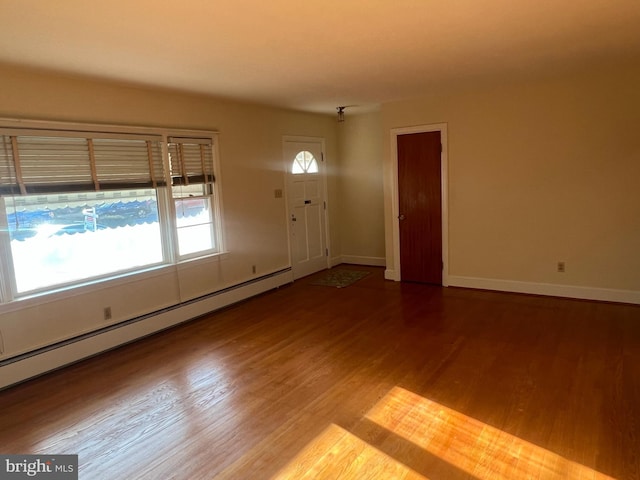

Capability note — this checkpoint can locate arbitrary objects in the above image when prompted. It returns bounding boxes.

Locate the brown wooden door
[397,131,442,284]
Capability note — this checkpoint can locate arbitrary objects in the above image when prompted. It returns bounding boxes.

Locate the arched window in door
[291,150,319,174]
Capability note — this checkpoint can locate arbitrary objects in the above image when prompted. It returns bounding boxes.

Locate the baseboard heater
[0,268,292,390]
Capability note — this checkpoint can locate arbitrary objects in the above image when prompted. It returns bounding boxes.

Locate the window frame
[1,188,168,297]
[166,136,222,262]
[173,189,216,260]
[0,118,225,304]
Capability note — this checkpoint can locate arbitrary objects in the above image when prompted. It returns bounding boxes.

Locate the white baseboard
[329,256,342,268]
[339,255,386,267]
[0,269,293,390]
[448,275,640,305]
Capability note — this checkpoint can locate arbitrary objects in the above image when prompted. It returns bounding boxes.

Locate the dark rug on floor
[310,269,370,288]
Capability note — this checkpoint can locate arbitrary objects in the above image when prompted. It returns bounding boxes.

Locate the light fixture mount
[337,106,345,122]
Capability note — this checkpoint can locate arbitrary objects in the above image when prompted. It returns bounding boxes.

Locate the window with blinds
[168,137,218,258]
[0,130,165,195]
[167,137,215,186]
[0,123,222,301]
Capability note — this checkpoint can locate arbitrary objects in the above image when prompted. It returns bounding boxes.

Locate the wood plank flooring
[0,266,639,479]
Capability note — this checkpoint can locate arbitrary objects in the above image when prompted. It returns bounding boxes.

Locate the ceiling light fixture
[337,106,345,122]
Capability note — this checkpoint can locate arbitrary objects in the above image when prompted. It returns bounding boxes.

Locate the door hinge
[323,201,326,210]
[440,143,443,153]
[326,248,329,256]
[321,152,324,162]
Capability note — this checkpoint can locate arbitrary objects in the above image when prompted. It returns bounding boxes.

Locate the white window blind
[0,129,165,194]
[168,137,215,186]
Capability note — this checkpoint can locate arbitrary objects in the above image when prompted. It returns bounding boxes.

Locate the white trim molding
[0,116,218,137]
[339,255,386,267]
[384,269,399,281]
[389,123,449,285]
[449,275,640,305]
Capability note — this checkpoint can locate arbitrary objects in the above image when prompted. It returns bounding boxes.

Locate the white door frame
[389,124,449,285]
[282,136,330,278]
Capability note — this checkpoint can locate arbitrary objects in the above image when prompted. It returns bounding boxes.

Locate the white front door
[284,139,328,280]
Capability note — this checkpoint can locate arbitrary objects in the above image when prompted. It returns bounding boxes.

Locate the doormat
[310,269,370,288]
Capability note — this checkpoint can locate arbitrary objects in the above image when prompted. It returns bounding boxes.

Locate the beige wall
[4,55,637,369]
[337,110,385,265]
[0,64,341,359]
[382,63,640,299]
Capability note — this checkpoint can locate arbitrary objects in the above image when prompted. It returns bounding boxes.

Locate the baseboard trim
[0,269,293,390]
[339,255,386,267]
[329,256,342,268]
[448,275,640,305]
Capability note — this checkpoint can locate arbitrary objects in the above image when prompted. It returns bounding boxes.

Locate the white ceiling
[1,0,639,113]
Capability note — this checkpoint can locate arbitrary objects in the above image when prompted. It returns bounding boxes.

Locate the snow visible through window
[5,190,163,293]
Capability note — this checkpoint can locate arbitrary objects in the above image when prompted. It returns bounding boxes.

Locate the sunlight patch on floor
[366,386,614,480]
[271,423,428,480]
[269,386,614,479]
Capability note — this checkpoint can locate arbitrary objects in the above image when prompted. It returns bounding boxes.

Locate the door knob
[398,214,406,220]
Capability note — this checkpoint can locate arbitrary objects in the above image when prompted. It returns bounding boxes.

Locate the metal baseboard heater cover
[0,268,292,389]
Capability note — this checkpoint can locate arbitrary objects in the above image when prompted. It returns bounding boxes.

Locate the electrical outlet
[274,189,283,198]
[557,261,565,273]
[104,306,112,320]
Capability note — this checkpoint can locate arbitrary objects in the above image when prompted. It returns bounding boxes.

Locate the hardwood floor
[1,266,639,479]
